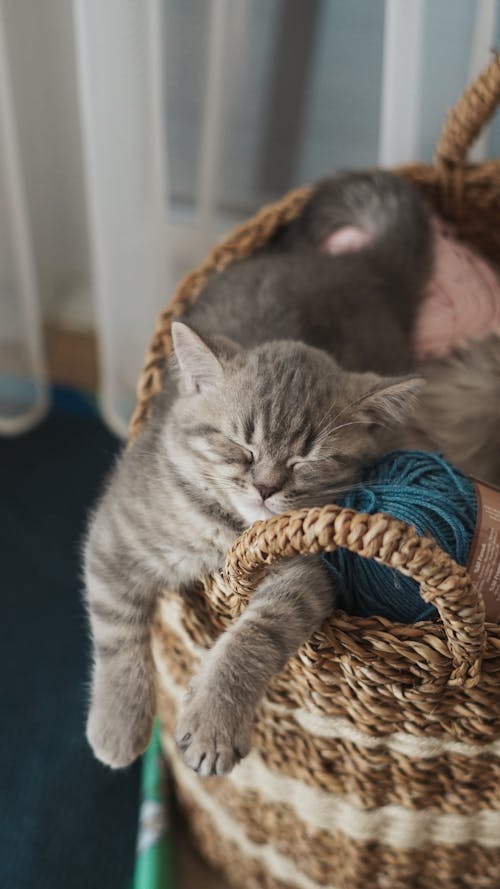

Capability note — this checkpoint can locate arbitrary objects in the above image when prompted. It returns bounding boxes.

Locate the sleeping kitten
[84,171,432,775]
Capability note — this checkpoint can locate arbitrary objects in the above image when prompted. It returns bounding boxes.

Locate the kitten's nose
[255,484,278,501]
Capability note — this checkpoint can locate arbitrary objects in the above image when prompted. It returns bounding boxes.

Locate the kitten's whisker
[312,420,369,449]
[317,421,369,444]
[326,389,376,428]
[330,420,369,434]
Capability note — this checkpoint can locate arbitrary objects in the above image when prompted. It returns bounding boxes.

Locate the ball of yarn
[413,218,500,360]
[322,451,477,623]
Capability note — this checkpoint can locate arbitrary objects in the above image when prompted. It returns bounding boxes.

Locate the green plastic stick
[131,721,175,889]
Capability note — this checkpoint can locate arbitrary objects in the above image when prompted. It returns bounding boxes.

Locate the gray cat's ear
[357,375,424,426]
[171,322,223,394]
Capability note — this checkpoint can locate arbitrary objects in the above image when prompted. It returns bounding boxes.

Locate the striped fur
[84,171,434,771]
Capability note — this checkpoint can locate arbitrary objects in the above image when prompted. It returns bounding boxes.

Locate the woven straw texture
[135,57,500,889]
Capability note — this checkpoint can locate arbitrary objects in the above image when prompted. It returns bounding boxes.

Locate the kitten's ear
[171,322,223,394]
[357,375,424,426]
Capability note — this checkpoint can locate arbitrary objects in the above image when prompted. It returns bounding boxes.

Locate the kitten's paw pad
[175,696,252,777]
[87,709,152,769]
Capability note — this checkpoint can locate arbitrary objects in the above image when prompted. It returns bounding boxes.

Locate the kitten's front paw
[87,704,153,769]
[175,688,252,777]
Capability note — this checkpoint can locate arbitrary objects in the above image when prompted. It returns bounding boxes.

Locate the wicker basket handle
[435,52,500,170]
[223,505,486,688]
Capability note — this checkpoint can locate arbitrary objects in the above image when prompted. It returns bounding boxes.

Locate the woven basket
[132,58,500,889]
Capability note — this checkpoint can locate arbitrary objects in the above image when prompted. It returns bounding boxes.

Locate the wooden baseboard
[45,326,97,391]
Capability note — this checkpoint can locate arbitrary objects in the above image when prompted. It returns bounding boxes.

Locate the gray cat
[410,331,500,486]
[84,171,434,776]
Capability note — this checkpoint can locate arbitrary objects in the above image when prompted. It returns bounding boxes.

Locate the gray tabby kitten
[85,171,432,776]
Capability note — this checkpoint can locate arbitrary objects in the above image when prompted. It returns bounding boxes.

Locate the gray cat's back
[182,252,411,375]
[180,171,433,376]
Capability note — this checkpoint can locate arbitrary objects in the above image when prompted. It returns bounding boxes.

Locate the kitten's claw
[175,691,252,777]
[194,752,206,773]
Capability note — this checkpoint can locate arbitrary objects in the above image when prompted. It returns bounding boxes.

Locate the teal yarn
[322,451,477,623]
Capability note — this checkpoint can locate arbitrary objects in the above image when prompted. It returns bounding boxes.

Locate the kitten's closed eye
[288,454,351,470]
[208,432,254,465]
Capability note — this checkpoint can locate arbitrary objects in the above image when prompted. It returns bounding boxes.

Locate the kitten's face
[168,324,420,527]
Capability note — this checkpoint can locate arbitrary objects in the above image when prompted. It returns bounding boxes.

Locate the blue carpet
[0,391,140,889]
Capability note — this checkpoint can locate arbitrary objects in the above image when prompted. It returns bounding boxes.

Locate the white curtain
[0,0,498,437]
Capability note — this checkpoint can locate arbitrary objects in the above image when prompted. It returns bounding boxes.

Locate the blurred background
[1,0,499,437]
[0,3,499,889]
